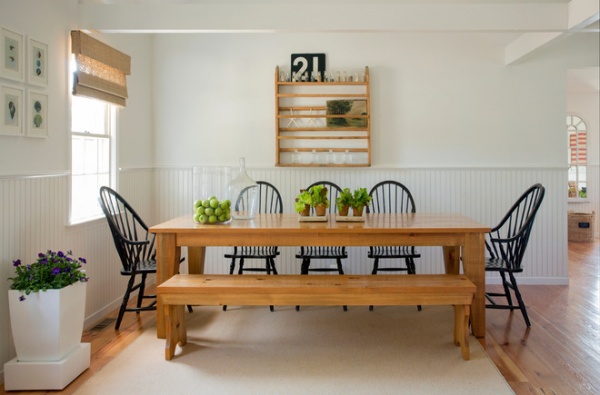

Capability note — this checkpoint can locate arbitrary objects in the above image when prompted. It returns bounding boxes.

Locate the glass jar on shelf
[227,157,258,220]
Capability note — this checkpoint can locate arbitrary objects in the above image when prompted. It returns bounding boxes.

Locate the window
[70,95,115,223]
[567,115,587,199]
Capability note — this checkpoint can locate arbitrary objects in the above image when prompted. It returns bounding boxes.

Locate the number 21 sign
[291,53,325,79]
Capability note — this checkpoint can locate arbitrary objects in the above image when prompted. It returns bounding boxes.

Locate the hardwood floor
[2,240,598,394]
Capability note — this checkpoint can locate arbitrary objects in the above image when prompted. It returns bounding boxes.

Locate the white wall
[152,32,572,169]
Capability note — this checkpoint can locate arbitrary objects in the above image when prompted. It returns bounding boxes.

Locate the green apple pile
[193,196,232,224]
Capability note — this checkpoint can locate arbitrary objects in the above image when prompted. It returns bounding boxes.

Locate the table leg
[443,246,460,274]
[156,233,180,339]
[462,232,485,338]
[188,246,206,274]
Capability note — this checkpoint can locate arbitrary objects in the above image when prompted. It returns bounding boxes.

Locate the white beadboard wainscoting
[145,166,574,285]
[0,166,585,353]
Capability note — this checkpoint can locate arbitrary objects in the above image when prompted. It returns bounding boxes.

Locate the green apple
[199,214,208,224]
[215,207,223,216]
[202,199,210,208]
[204,207,214,216]
[208,215,217,224]
[194,199,203,209]
[196,206,205,215]
[210,198,219,208]
[193,213,201,223]
[218,214,228,222]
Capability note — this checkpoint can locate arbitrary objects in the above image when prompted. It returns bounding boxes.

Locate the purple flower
[38,252,45,258]
[13,259,21,267]
[57,251,65,258]
[39,258,48,265]
[79,257,87,264]
[19,295,26,302]
[51,267,61,275]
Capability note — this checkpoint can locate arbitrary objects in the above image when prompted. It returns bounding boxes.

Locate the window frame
[567,114,588,201]
[69,96,117,225]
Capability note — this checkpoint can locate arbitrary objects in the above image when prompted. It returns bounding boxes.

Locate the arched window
[567,115,587,199]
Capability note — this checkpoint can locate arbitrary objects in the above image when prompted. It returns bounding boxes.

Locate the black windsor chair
[366,180,422,311]
[295,181,348,311]
[223,181,283,312]
[485,183,545,327]
[98,186,190,330]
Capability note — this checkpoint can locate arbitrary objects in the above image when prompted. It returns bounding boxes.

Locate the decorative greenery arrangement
[309,185,329,208]
[351,187,372,208]
[9,250,89,301]
[336,188,353,214]
[295,189,312,214]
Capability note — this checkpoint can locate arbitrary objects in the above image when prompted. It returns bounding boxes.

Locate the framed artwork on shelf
[28,38,48,86]
[326,100,368,128]
[0,27,24,82]
[0,85,24,136]
[27,91,47,138]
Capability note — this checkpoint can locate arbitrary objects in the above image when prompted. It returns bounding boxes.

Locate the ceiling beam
[504,0,599,65]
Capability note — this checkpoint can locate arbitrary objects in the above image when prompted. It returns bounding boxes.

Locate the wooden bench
[157,274,476,361]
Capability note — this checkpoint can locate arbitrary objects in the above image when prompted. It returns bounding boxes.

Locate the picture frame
[27,91,48,138]
[326,100,368,128]
[0,27,24,82]
[28,38,48,86]
[0,85,24,136]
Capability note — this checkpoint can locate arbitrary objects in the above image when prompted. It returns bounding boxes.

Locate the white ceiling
[77,0,598,92]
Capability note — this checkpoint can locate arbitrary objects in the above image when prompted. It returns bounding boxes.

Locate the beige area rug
[76,305,514,395]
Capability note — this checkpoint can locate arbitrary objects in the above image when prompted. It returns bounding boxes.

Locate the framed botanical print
[0,27,24,82]
[27,91,48,138]
[28,38,48,86]
[0,85,24,136]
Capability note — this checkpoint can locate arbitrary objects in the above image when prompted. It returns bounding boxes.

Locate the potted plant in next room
[309,184,329,216]
[6,249,90,390]
[351,187,372,217]
[295,189,312,216]
[336,188,353,216]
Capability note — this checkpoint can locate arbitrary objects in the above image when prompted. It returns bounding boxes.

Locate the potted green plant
[295,189,312,216]
[309,185,329,216]
[8,250,89,363]
[336,188,353,216]
[351,187,372,217]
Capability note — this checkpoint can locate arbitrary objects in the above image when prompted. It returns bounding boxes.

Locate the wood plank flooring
[2,240,598,394]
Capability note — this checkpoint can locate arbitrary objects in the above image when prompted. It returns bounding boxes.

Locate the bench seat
[158,274,476,361]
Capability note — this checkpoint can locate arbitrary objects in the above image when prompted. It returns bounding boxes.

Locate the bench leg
[453,304,471,360]
[165,304,187,360]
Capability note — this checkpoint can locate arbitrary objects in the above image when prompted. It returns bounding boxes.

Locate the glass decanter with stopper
[228,157,258,219]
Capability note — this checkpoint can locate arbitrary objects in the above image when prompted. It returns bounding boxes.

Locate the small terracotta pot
[338,205,350,216]
[299,205,310,216]
[352,205,364,217]
[315,204,327,216]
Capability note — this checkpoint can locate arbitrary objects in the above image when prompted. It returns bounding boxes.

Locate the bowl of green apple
[193,196,232,224]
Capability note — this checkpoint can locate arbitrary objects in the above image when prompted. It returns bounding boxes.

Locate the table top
[150,213,489,247]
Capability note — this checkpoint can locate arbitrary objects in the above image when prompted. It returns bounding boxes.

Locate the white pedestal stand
[4,343,90,391]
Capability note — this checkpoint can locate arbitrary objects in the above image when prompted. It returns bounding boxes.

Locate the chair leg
[228,258,236,275]
[371,258,379,275]
[500,271,514,306]
[370,259,379,311]
[336,258,347,311]
[508,271,531,327]
[115,275,136,330]
[237,258,245,274]
[224,258,238,311]
[136,273,147,310]
[297,259,310,311]
[407,258,422,311]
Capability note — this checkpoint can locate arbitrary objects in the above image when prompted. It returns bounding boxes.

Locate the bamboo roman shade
[71,30,131,107]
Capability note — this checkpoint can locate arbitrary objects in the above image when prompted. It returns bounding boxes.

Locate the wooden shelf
[275,66,371,167]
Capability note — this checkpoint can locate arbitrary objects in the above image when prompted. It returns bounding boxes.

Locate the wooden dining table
[150,213,490,339]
